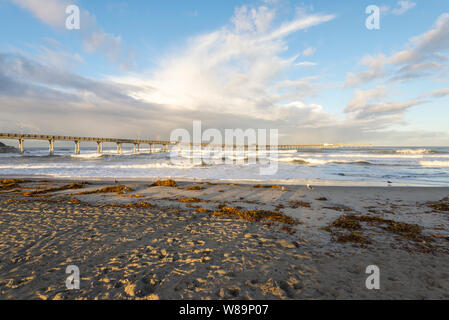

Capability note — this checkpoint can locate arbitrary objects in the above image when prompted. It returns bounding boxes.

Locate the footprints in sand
[1,180,449,299]
[0,195,319,299]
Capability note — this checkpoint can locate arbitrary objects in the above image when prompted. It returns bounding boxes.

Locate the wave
[278,157,376,166]
[419,161,449,167]
[359,149,439,155]
[283,153,449,159]
[69,152,161,159]
[396,149,437,155]
[105,162,205,169]
[289,159,309,165]
[70,153,105,159]
[0,161,203,170]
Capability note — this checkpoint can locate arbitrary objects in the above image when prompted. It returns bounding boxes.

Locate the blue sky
[0,0,448,145]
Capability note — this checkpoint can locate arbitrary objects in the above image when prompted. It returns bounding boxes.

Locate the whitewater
[1,146,449,186]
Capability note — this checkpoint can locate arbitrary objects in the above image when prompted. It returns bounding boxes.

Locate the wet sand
[1,178,449,299]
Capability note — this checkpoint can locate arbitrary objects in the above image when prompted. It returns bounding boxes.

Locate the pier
[1,133,370,155]
[0,133,175,155]
[178,143,370,150]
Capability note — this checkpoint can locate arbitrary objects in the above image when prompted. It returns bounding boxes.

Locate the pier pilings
[74,141,80,155]
[49,139,55,155]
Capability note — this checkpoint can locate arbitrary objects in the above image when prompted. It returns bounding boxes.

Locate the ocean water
[1,146,449,186]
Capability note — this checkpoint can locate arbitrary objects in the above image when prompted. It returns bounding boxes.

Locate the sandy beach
[0,178,448,300]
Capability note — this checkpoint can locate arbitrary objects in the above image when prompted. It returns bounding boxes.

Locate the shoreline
[1,178,448,299]
[1,174,447,187]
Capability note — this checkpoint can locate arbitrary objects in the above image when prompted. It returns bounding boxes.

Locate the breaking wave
[279,157,376,166]
[419,161,449,167]
[395,149,437,155]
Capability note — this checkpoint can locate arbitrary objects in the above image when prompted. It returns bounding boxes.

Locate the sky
[0,0,448,145]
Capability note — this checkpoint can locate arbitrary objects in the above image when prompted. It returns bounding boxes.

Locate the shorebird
[114,178,118,184]
[306,184,313,191]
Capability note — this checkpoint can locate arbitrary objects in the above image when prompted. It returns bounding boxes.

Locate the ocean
[1,146,449,186]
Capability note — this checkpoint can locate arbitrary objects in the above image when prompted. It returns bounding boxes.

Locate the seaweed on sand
[324,214,434,244]
[1,179,26,191]
[289,201,311,208]
[328,215,362,231]
[335,232,372,245]
[122,202,153,208]
[427,197,449,212]
[322,206,353,212]
[281,226,296,235]
[74,185,133,195]
[212,205,298,226]
[23,182,87,197]
[253,184,282,189]
[186,186,204,191]
[1,179,25,184]
[101,201,152,208]
[127,194,145,198]
[151,179,177,187]
[178,197,202,203]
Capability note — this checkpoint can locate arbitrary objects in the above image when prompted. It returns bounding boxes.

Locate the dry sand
[0,178,448,300]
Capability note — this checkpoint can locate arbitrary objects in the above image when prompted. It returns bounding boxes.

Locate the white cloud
[345,54,388,87]
[113,6,334,122]
[83,31,122,61]
[381,1,416,16]
[346,86,388,112]
[262,13,335,41]
[231,6,275,34]
[11,0,69,27]
[427,87,449,98]
[4,3,448,144]
[345,13,449,86]
[392,1,416,15]
[11,0,130,67]
[302,47,316,57]
[0,50,445,145]
[344,86,426,120]
[393,61,448,81]
[294,61,316,67]
[410,13,449,55]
